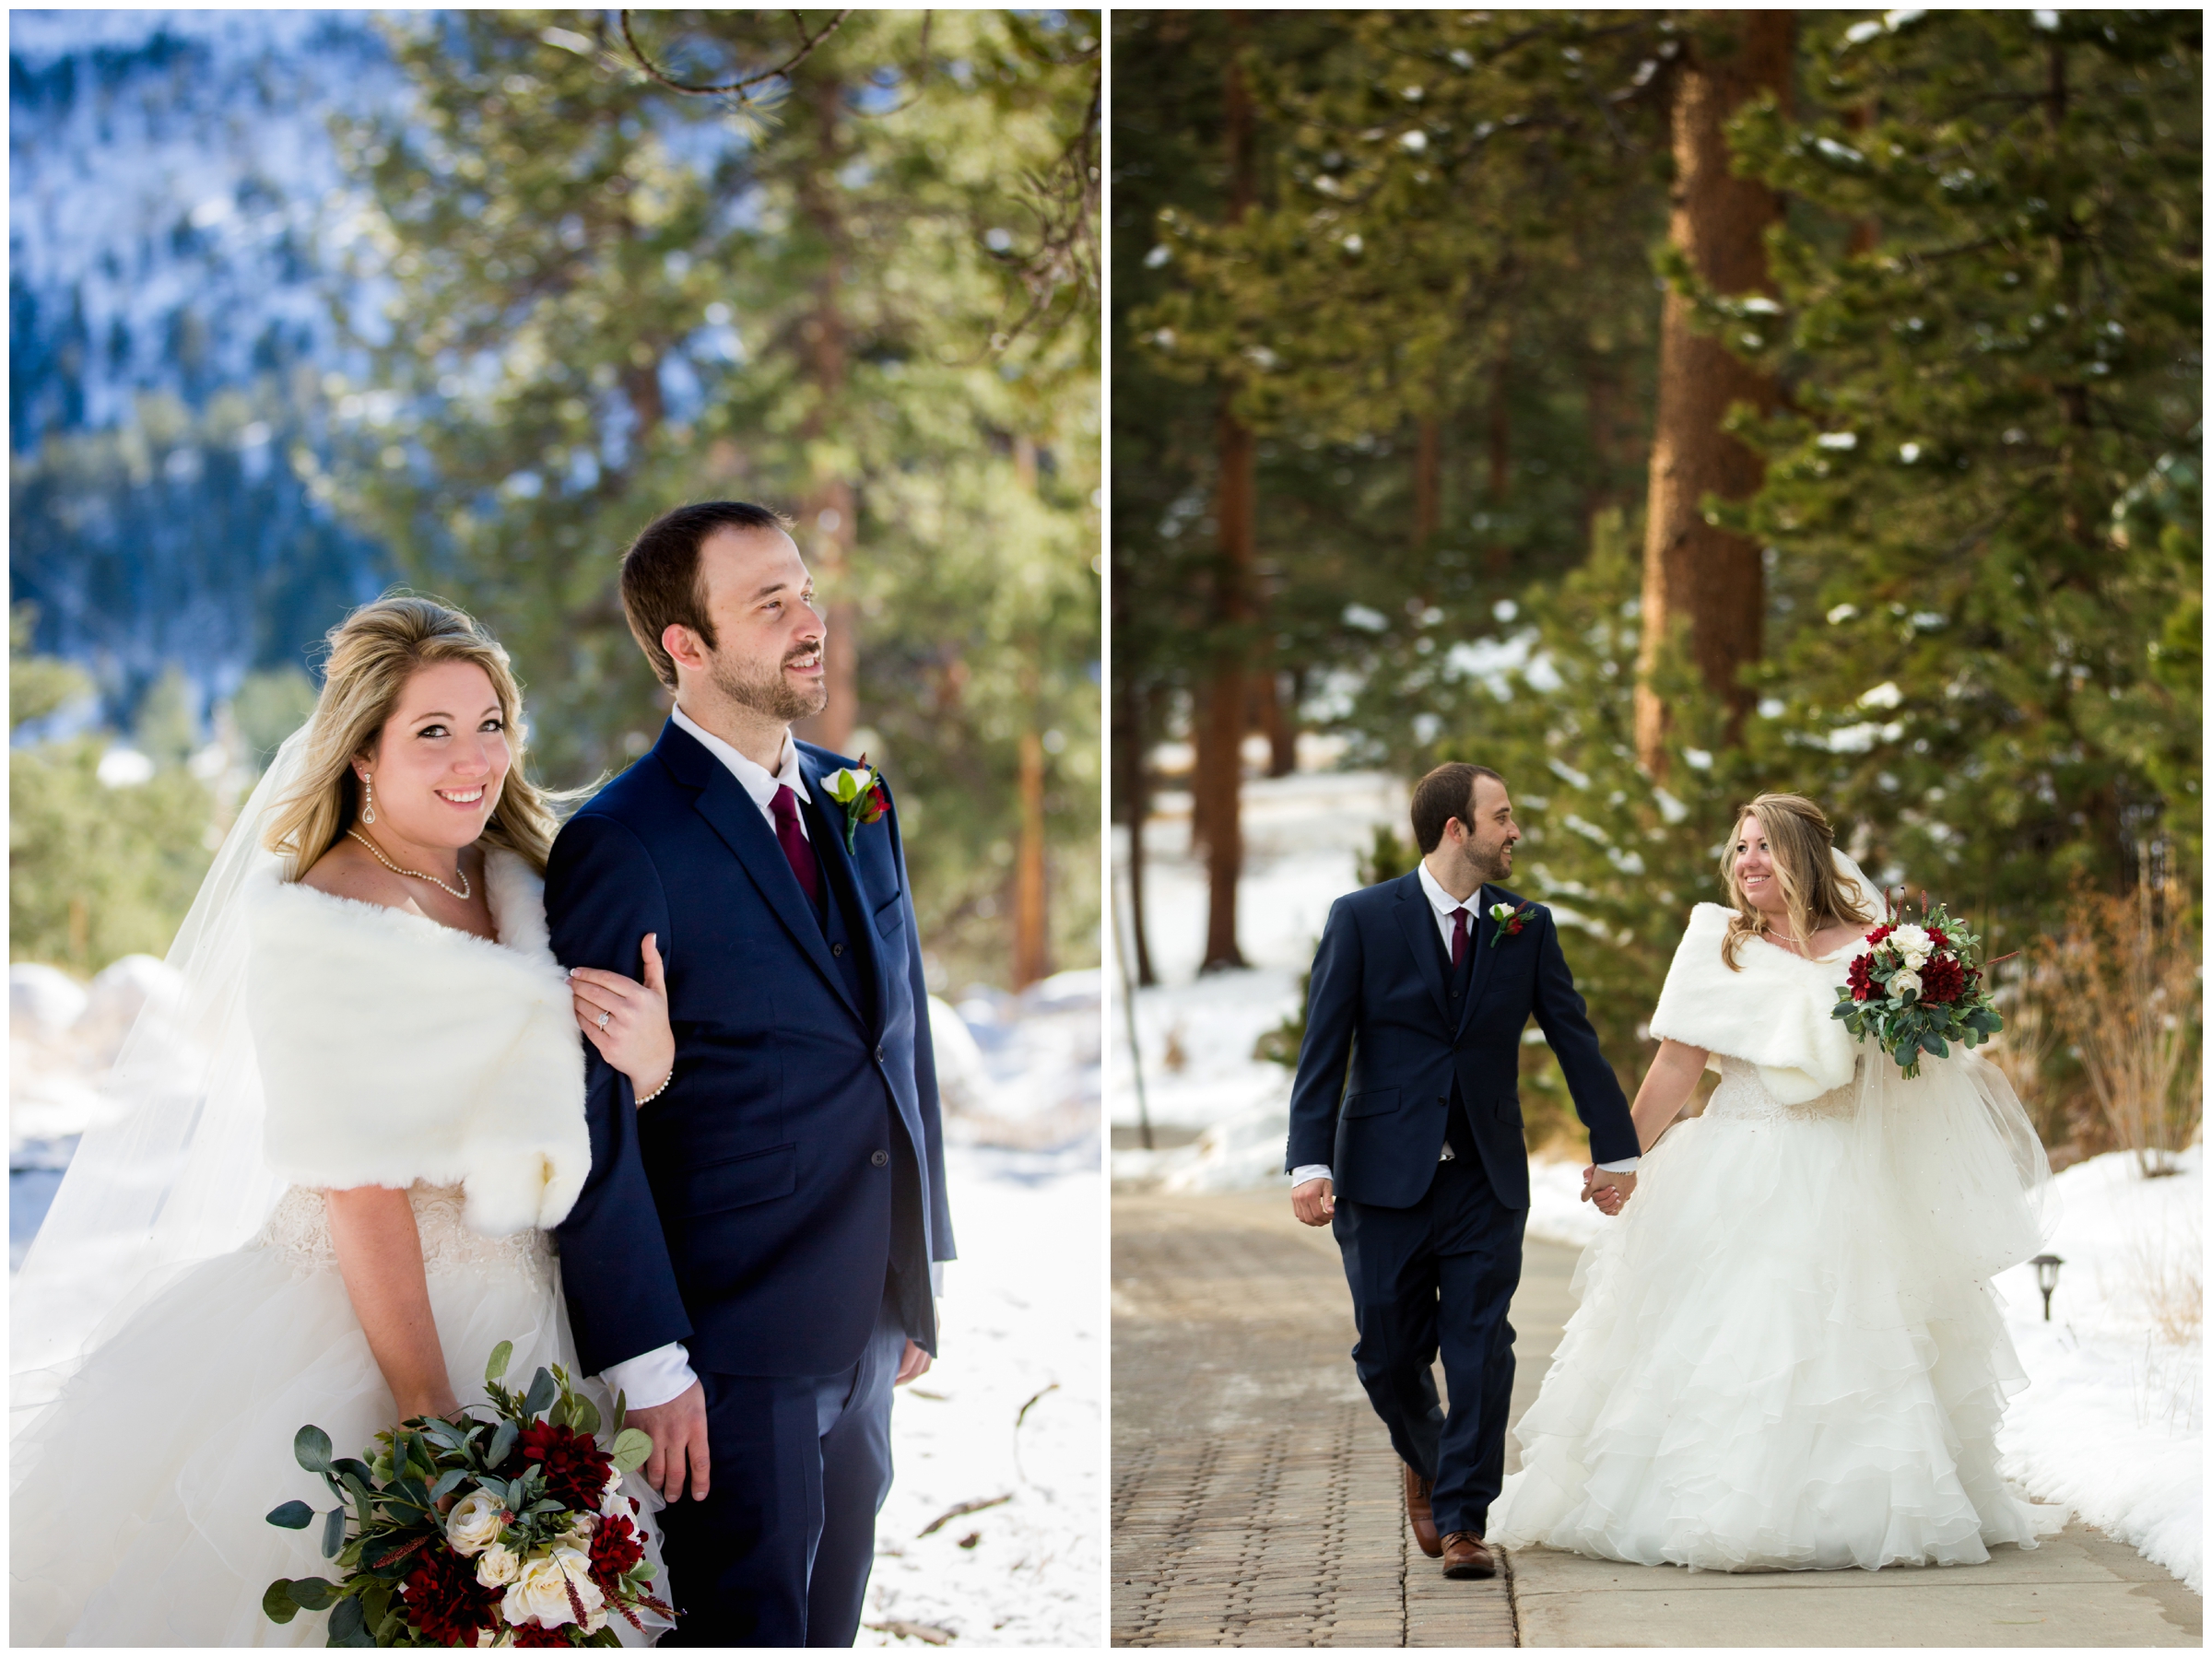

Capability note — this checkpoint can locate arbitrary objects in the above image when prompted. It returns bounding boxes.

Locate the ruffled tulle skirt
[10,1184,660,1646]
[1490,1059,2062,1572]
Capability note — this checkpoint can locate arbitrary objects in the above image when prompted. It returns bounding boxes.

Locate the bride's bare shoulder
[296,839,420,915]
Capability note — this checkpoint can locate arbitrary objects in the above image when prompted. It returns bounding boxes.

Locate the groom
[548,500,953,1645]
[1285,763,1638,1580]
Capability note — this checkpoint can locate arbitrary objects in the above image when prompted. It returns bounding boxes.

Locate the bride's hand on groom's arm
[570,934,676,1102]
[629,1380,712,1503]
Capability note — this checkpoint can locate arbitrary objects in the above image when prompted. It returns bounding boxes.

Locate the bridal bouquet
[263,1342,665,1646]
[1831,897,2004,1078]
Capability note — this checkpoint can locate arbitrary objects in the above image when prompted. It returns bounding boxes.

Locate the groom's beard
[710,646,830,723]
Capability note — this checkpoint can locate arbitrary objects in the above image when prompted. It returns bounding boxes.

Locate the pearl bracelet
[635,1067,674,1104]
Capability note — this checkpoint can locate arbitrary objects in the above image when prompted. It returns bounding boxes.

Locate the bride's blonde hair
[1719,793,1874,970]
[260,593,561,878]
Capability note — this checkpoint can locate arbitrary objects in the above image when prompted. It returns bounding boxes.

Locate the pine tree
[1724,9,2201,926]
[328,11,1100,988]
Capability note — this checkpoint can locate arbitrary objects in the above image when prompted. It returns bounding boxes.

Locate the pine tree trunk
[1197,403,1253,972]
[1013,722,1049,989]
[794,71,858,758]
[1485,341,1512,576]
[1011,435,1049,990]
[1257,667,1297,777]
[1413,415,1441,547]
[1115,674,1158,988]
[1196,26,1255,973]
[1634,12,1794,775]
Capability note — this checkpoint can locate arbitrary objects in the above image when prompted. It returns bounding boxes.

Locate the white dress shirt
[1290,859,1640,1191]
[600,707,933,1411]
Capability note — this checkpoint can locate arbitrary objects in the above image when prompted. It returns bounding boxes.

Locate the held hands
[570,934,675,1103]
[1291,1177,1335,1227]
[1581,1166,1636,1216]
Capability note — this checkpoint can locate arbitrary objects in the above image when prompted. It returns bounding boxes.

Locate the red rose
[398,1540,500,1646]
[1865,923,1895,946]
[589,1513,646,1587]
[1928,927,1949,949]
[515,1421,616,1514]
[1918,954,1967,1005]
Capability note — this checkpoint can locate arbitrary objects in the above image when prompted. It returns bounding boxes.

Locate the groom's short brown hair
[619,500,794,688]
[1410,762,1506,853]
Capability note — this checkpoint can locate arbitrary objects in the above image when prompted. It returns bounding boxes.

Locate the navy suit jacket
[1283,872,1638,1211]
[548,720,953,1381]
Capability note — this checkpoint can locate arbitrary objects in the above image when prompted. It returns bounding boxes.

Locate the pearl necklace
[347,828,472,901]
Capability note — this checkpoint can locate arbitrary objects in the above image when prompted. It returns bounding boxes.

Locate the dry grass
[2124,1209,2205,1348]
[2039,890,2203,1178]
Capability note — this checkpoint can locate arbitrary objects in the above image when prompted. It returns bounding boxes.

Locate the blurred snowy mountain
[9,9,402,723]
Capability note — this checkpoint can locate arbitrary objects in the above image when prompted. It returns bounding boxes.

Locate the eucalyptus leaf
[429,1467,468,1504]
[294,1425,334,1475]
[263,1581,301,1625]
[321,1505,347,1559]
[524,1367,559,1418]
[266,1500,316,1530]
[571,1392,602,1437]
[612,1389,627,1438]
[488,1419,520,1470]
[486,1339,515,1384]
[288,1577,340,1612]
[328,1592,372,1646]
[609,1427,653,1475]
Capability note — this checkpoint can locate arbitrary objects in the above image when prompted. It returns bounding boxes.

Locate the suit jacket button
[832,942,844,956]
[870,1149,889,1168]
[875,1043,886,1064]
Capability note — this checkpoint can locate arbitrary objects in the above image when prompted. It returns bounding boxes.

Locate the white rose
[475,1543,520,1589]
[564,1510,596,1546]
[501,1545,606,1631]
[1891,969,1923,1000]
[1889,923,1932,958]
[444,1487,505,1557]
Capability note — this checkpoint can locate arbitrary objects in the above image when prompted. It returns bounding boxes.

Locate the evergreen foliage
[1117,15,2197,1140]
[10,608,220,970]
[324,11,1100,988]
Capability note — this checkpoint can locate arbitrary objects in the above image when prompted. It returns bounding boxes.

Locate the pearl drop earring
[360,772,377,825]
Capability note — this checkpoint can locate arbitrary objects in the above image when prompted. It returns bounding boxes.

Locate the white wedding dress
[10,735,659,1646]
[1490,883,2062,1572]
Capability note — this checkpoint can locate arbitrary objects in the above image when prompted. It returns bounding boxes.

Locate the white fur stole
[1647,903,1861,1105]
[245,849,587,1235]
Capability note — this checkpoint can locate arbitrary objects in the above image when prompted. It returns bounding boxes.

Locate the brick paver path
[1111,1185,2201,1649]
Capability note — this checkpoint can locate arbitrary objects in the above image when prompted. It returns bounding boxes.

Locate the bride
[11,595,674,1644]
[1490,793,2060,1572]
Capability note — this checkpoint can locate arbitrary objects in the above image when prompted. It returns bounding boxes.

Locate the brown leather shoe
[1403,1463,1442,1557]
[1441,1532,1496,1580]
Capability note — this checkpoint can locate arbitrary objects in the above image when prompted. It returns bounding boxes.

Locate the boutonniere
[823,756,890,852]
[1487,899,1535,948]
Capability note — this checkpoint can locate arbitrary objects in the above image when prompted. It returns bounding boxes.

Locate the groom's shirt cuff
[1290,1164,1332,1187]
[1595,1157,1641,1172]
[601,1341,698,1411]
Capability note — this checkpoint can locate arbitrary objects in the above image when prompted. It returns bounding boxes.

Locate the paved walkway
[1111,1187,2201,1648]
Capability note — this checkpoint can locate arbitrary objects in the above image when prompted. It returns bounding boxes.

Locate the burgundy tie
[1451,906,1470,970]
[771,785,821,905]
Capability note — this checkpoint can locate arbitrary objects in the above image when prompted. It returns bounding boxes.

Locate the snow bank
[1993,1145,2203,1592]
[1117,765,2202,1592]
[11,964,1103,1641]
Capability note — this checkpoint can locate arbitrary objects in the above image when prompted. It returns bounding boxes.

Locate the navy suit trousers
[1332,1093,1525,1539]
[655,1293,908,1647]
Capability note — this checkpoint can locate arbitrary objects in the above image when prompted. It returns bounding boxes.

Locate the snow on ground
[12,962,1103,1645]
[1112,765,2203,1591]
[1992,1145,2203,1592]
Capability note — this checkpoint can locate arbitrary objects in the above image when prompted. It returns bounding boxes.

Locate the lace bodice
[251,1182,555,1284]
[1703,1054,1859,1126]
